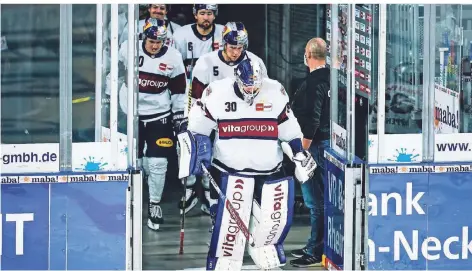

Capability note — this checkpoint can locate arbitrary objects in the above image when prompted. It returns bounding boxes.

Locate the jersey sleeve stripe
[277,105,289,125]
[169,73,186,95]
[191,77,207,99]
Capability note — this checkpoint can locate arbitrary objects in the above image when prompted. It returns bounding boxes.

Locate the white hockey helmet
[234,58,263,105]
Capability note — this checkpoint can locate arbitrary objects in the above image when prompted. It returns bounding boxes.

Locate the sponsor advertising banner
[368,133,472,163]
[1,142,129,174]
[331,121,347,158]
[1,144,60,173]
[434,84,460,134]
[368,164,472,270]
[0,172,128,270]
[323,151,346,270]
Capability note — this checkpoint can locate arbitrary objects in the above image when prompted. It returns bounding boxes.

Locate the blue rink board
[323,148,346,270]
[368,163,472,270]
[0,172,128,270]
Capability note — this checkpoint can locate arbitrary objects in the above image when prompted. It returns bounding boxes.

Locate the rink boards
[322,146,472,270]
[0,171,128,270]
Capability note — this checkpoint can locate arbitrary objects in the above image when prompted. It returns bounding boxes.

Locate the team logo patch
[218,119,278,140]
[156,138,173,147]
[255,102,272,112]
[159,63,167,71]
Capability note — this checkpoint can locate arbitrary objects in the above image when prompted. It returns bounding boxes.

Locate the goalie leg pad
[206,173,255,271]
[248,176,295,270]
[177,131,212,179]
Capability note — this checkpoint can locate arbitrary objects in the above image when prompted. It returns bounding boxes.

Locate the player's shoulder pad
[173,24,191,37]
[166,45,183,58]
[170,21,182,28]
[246,51,262,61]
[263,78,289,102]
[201,77,232,103]
[214,24,225,33]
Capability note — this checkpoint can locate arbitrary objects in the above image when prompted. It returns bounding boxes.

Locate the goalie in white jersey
[116,18,187,230]
[173,4,224,78]
[179,21,268,215]
[177,58,317,270]
[138,4,181,48]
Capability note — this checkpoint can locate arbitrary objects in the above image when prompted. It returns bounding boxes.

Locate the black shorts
[138,116,175,159]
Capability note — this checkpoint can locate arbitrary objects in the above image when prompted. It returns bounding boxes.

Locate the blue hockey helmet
[234,58,263,105]
[222,22,248,51]
[143,18,167,41]
[193,4,218,16]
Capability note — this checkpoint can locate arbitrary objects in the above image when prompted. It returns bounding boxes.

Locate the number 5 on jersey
[225,102,237,112]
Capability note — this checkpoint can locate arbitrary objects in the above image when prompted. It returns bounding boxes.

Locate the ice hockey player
[173,4,224,78]
[189,21,268,105]
[177,58,317,270]
[178,21,268,216]
[138,4,181,47]
[114,18,187,230]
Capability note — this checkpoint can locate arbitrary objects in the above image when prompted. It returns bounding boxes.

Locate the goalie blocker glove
[177,130,212,179]
[288,138,317,183]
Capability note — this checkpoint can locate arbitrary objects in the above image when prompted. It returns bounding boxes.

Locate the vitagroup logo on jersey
[218,119,278,140]
[139,72,169,93]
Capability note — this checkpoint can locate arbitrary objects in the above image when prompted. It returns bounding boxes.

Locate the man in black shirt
[290,37,330,268]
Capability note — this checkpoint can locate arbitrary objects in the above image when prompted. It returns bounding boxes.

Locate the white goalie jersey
[190,50,268,101]
[188,77,302,176]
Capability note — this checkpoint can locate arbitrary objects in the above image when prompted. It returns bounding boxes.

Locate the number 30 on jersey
[225,102,237,112]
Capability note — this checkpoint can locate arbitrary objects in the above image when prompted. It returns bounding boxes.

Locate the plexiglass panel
[1,5,60,144]
[327,4,349,158]
[385,5,424,135]
[1,5,61,173]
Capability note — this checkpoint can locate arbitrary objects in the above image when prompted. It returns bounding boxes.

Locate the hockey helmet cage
[234,58,263,105]
[143,18,167,41]
[193,4,218,16]
[222,22,248,50]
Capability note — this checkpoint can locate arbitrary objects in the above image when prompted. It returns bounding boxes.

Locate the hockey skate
[147,201,164,230]
[178,186,198,214]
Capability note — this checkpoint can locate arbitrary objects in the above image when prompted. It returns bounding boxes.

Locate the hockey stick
[201,166,256,247]
[179,175,187,255]
[179,48,195,255]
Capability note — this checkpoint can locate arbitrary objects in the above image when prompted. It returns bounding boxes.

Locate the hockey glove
[173,111,188,135]
[177,131,212,179]
[293,151,317,183]
[286,138,317,183]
